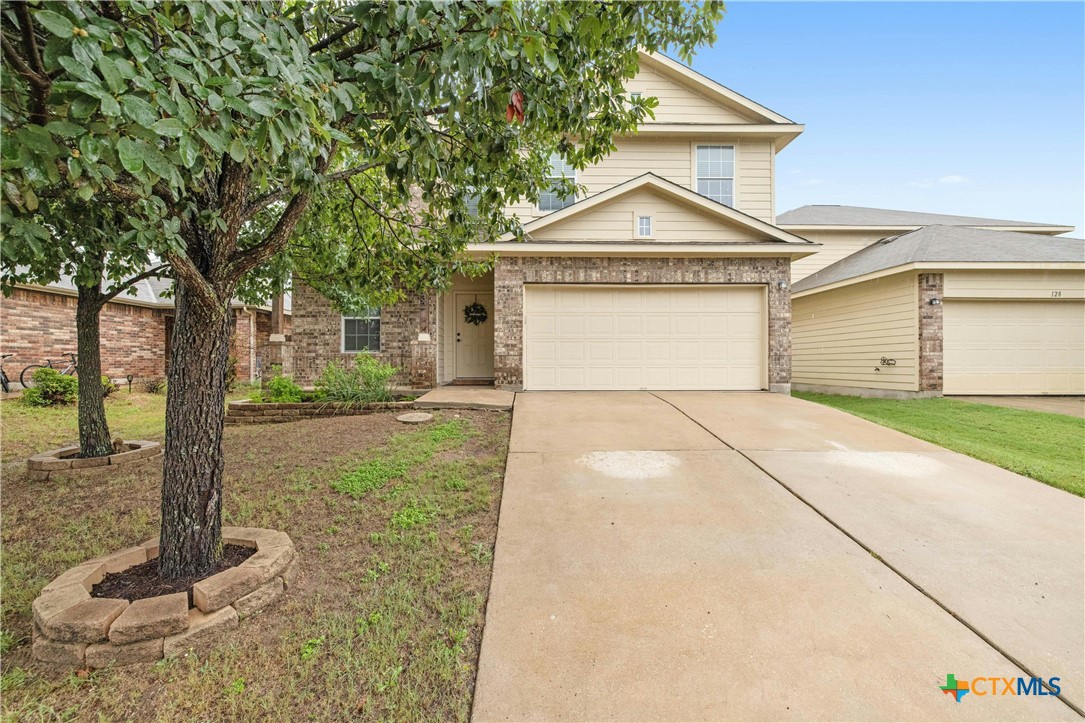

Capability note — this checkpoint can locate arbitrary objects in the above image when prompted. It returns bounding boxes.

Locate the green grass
[795,393,1085,497]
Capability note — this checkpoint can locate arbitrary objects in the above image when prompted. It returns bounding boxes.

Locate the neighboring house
[791,226,1084,397]
[292,51,1081,396]
[1,276,292,385]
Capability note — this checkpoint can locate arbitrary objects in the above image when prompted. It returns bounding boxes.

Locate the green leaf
[151,118,186,137]
[543,50,559,73]
[45,121,85,138]
[117,137,144,173]
[97,56,125,94]
[207,93,225,111]
[228,137,247,163]
[100,95,121,116]
[178,134,198,168]
[141,143,173,178]
[121,95,158,127]
[35,10,74,38]
[57,56,99,84]
[195,127,228,154]
[249,97,275,117]
[123,31,151,64]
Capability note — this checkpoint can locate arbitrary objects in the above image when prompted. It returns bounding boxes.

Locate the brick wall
[290,282,435,387]
[917,272,944,393]
[1,287,168,381]
[493,256,793,391]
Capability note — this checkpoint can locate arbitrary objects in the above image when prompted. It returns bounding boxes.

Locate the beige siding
[626,63,757,125]
[530,189,769,243]
[792,272,919,391]
[789,230,893,281]
[944,269,1085,299]
[508,137,775,224]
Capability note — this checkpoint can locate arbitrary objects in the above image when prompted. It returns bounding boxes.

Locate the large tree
[2,0,724,578]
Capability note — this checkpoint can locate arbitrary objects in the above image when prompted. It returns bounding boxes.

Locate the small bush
[101,376,118,398]
[316,354,397,404]
[142,377,167,395]
[265,365,303,403]
[22,368,78,407]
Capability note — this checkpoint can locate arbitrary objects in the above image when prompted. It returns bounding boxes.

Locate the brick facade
[492,256,792,391]
[291,256,794,393]
[290,282,436,387]
[917,272,944,393]
[1,287,287,385]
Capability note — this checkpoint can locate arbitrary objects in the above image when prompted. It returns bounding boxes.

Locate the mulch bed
[91,544,256,604]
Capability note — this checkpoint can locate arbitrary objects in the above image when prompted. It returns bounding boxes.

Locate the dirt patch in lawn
[1,408,511,722]
[91,544,256,604]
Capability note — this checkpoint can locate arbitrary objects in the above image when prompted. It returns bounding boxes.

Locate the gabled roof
[777,205,1074,234]
[793,225,1085,294]
[505,173,815,246]
[21,273,291,313]
[639,52,795,125]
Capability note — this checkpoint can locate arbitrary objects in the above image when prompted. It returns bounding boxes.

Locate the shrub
[22,368,78,407]
[142,377,167,395]
[316,354,397,404]
[101,376,118,398]
[265,365,303,403]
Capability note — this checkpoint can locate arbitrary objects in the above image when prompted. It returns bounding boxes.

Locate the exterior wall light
[928,298,942,305]
[777,280,789,290]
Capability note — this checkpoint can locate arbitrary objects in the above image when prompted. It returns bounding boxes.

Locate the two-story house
[292,51,1084,397]
[292,52,819,393]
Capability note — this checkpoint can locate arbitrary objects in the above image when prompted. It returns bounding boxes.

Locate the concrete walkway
[414,386,514,410]
[950,395,1085,419]
[473,392,1084,721]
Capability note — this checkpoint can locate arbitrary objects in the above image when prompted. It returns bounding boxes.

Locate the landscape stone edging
[225,399,415,425]
[27,441,161,481]
[31,527,297,670]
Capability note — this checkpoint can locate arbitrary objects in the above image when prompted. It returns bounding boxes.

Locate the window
[464,193,480,217]
[629,92,642,101]
[342,308,381,352]
[538,153,576,211]
[695,145,735,206]
[636,215,653,238]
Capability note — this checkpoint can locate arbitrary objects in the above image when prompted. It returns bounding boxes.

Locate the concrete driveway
[473,392,1084,722]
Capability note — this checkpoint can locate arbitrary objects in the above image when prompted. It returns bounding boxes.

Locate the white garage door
[523,285,765,391]
[943,300,1085,395]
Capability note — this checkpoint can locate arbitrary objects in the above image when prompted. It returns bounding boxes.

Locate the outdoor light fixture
[928,298,942,305]
[126,373,133,393]
[777,280,789,290]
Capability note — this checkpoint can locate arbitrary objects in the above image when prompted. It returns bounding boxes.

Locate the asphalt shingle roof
[792,225,1085,293]
[777,204,1069,229]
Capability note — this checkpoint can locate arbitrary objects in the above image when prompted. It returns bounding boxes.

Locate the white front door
[455,292,495,379]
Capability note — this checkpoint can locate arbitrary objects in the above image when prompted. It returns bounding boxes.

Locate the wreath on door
[463,298,488,326]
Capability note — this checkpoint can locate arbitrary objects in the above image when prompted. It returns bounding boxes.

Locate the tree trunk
[158,280,234,579]
[75,286,113,458]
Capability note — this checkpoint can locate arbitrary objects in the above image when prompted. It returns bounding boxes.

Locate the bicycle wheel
[1,371,10,394]
[20,365,46,388]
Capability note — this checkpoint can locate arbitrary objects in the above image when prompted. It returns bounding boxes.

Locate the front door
[455,292,495,379]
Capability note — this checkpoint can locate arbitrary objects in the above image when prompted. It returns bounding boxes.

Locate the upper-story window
[695,145,734,207]
[538,153,576,212]
[342,307,381,353]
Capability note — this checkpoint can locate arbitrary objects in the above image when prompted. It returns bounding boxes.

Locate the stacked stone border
[225,399,415,425]
[27,441,161,481]
[32,527,298,669]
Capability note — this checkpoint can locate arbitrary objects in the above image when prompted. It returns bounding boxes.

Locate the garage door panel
[944,300,1084,395]
[524,286,766,391]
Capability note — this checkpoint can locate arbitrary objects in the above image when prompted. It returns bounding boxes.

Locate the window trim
[691,142,737,208]
[341,309,381,353]
[633,211,654,239]
[538,153,577,212]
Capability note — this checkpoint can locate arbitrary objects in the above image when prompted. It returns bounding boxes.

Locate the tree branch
[165,250,218,310]
[309,20,359,54]
[241,161,381,221]
[102,264,170,304]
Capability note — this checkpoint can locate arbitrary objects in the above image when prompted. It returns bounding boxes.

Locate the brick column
[917,273,944,393]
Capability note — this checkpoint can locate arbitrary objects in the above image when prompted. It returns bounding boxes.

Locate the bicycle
[20,352,78,389]
[1,354,12,393]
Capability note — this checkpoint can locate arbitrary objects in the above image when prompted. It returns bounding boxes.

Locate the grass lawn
[795,392,1085,497]
[0,393,510,721]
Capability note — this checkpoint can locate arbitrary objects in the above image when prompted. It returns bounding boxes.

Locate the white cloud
[800,178,827,187]
[909,175,971,189]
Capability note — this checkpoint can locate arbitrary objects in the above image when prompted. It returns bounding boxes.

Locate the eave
[792,261,1085,298]
[466,241,819,261]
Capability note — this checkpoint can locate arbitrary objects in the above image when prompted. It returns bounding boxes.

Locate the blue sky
[686,2,1084,233]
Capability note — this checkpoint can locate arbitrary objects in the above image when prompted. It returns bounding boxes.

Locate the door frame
[453,291,496,380]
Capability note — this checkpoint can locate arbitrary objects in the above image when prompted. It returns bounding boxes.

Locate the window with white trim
[342,307,381,352]
[695,145,735,207]
[538,153,576,211]
[636,215,653,238]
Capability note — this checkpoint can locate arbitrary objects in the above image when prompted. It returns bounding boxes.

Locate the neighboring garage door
[943,300,1085,395]
[523,285,765,391]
